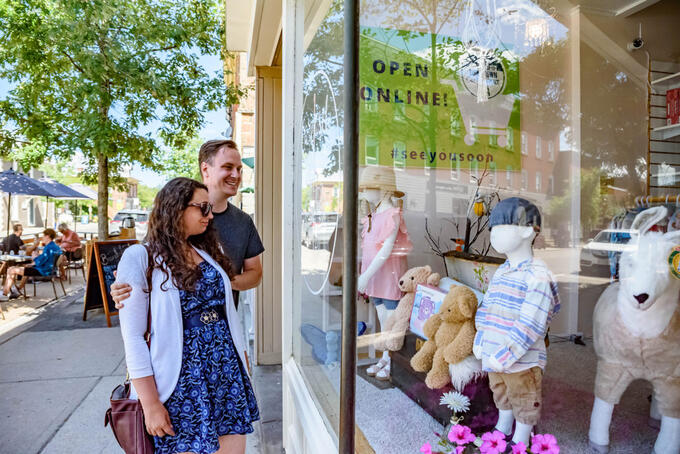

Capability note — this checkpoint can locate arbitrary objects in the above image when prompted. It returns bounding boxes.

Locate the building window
[450,159,460,181]
[450,114,461,137]
[521,169,528,190]
[393,102,406,122]
[365,136,379,165]
[536,136,542,159]
[470,161,479,183]
[506,166,512,187]
[488,121,497,146]
[521,132,528,155]
[549,175,554,194]
[536,171,542,192]
[393,141,406,170]
[548,140,554,161]
[489,162,497,186]
[506,127,514,151]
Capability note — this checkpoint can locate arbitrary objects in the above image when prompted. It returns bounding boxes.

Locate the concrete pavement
[0,287,283,454]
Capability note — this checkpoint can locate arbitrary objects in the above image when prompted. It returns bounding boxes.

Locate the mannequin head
[488,197,541,266]
[360,188,382,205]
[490,225,535,254]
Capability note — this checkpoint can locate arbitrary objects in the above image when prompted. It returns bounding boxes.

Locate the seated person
[55,223,82,278]
[0,229,61,301]
[24,233,41,256]
[1,223,24,254]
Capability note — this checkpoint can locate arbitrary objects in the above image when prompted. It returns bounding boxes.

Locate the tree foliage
[0,0,240,236]
[161,135,203,181]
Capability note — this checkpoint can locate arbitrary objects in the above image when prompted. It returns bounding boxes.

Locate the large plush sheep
[589,206,680,454]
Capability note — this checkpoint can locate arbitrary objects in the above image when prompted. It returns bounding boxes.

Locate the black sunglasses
[187,201,213,217]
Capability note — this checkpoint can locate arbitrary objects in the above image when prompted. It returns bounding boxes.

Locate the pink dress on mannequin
[360,206,413,301]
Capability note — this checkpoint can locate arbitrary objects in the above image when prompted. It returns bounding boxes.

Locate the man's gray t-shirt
[212,202,265,309]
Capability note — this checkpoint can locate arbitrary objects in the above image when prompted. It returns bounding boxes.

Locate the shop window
[548,140,554,161]
[536,171,542,192]
[536,136,542,159]
[365,135,379,165]
[521,169,528,190]
[521,132,528,155]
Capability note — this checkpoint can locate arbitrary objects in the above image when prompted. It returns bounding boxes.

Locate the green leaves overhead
[0,0,237,172]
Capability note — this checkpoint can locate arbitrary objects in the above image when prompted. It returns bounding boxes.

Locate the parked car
[580,229,637,275]
[109,209,150,240]
[302,212,339,248]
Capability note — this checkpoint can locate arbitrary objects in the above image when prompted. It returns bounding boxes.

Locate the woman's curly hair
[145,177,234,292]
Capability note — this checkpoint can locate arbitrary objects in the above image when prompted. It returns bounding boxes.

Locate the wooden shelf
[652,71,680,92]
[652,123,680,140]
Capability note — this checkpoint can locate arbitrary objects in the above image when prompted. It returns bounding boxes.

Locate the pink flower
[531,434,560,454]
[512,441,528,454]
[420,442,433,454]
[480,430,508,454]
[448,425,476,445]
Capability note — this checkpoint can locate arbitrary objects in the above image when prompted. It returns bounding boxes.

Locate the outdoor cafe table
[0,255,32,265]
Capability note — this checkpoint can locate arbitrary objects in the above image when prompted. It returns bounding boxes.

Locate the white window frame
[365,135,379,165]
[548,140,554,161]
[506,166,512,187]
[521,169,528,190]
[536,136,542,159]
[536,171,542,192]
[549,175,554,194]
[521,132,528,155]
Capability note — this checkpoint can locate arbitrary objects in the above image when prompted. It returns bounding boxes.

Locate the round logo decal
[458,50,506,100]
[667,246,680,279]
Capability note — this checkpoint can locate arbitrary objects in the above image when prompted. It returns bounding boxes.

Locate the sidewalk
[0,286,283,454]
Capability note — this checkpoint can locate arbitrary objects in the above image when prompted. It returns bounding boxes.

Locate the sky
[1,53,228,189]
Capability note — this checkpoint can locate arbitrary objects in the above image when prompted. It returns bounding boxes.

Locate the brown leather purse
[105,250,155,453]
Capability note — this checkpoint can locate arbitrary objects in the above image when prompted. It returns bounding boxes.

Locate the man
[112,139,264,309]
[55,222,82,279]
[0,228,61,301]
[2,223,24,254]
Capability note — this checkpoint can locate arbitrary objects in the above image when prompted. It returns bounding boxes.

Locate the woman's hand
[142,400,175,437]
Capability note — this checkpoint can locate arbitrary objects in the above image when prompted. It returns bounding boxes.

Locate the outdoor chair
[65,246,85,283]
[22,253,66,301]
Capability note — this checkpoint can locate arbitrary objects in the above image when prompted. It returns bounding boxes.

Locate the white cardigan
[117,244,250,403]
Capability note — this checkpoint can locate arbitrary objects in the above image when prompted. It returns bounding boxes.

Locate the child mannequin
[473,197,560,447]
[358,167,411,380]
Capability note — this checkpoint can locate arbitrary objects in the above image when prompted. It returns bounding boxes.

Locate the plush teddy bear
[374,265,441,352]
[410,284,479,389]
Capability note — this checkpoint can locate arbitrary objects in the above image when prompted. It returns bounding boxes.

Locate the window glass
[293,0,680,451]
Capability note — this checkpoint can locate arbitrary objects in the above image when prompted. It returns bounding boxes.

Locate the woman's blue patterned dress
[154,261,259,454]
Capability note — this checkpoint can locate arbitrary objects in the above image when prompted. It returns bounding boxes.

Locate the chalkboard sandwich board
[83,239,138,327]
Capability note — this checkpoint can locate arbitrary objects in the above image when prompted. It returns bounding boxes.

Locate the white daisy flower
[439,391,470,413]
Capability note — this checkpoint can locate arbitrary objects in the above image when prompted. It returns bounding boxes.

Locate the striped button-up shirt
[473,258,560,373]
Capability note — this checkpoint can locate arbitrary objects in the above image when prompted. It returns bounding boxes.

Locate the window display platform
[355,338,658,453]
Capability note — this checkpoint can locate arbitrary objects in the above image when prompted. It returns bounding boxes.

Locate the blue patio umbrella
[0,169,52,237]
[37,178,92,232]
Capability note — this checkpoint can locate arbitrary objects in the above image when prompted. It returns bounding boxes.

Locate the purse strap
[143,245,152,348]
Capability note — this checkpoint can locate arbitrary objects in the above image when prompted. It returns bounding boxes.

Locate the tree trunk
[97,153,109,240]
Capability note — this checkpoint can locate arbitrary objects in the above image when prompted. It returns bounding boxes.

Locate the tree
[137,184,159,210]
[161,136,203,181]
[0,0,241,238]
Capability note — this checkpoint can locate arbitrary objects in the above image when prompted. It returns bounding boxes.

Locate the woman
[117,177,259,454]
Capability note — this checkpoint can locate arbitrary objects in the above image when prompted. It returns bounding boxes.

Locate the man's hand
[230,255,262,291]
[111,282,132,309]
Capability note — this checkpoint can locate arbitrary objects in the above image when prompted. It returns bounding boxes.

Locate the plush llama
[374,265,440,352]
[589,206,680,454]
[410,285,479,389]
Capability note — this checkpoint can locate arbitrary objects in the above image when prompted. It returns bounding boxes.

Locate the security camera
[627,23,644,51]
[627,37,644,51]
